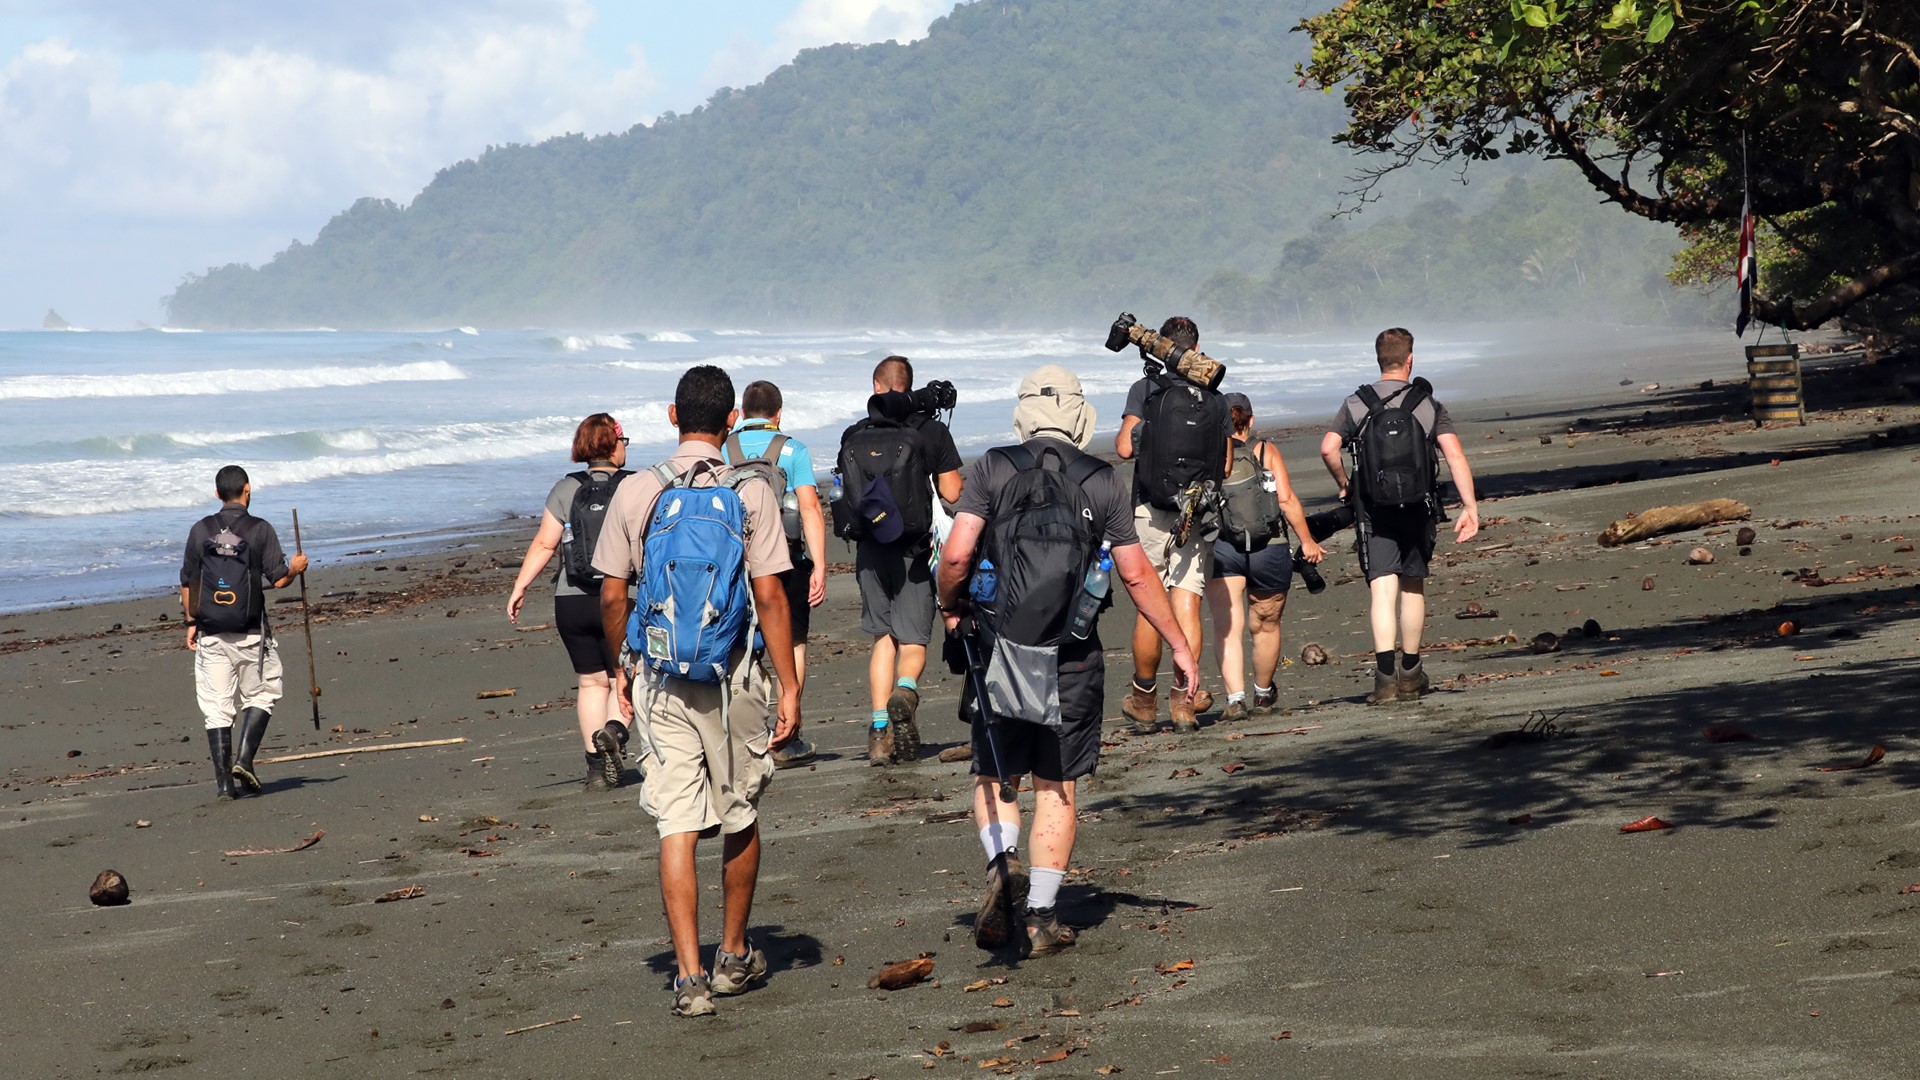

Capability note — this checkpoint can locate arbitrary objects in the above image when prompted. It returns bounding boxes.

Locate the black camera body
[1103,312,1226,391]
[910,379,957,414]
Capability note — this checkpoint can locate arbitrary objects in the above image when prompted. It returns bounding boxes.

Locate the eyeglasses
[617,437,630,446]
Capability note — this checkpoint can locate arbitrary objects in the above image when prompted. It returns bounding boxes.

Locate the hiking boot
[1170,690,1200,734]
[974,851,1029,951]
[230,707,270,793]
[887,686,921,763]
[1252,686,1279,715]
[772,736,817,769]
[1219,699,1250,725]
[1121,683,1159,735]
[671,972,716,1017]
[206,727,237,801]
[590,722,627,788]
[867,723,895,766]
[1398,657,1431,698]
[710,944,768,995]
[582,753,611,792]
[1367,663,1401,705]
[1023,907,1078,957]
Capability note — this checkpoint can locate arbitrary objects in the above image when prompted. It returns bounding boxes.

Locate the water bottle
[829,470,844,503]
[970,557,997,605]
[562,520,574,548]
[1068,545,1112,640]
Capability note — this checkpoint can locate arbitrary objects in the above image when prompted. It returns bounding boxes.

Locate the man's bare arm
[1435,432,1480,543]
[1116,415,1142,460]
[1319,431,1348,497]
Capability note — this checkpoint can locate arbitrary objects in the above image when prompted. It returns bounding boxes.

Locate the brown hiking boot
[1219,699,1250,725]
[1023,907,1078,957]
[1171,689,1199,733]
[974,851,1029,950]
[1398,657,1431,698]
[887,686,921,762]
[867,723,895,766]
[1366,664,1400,705]
[1121,683,1159,735]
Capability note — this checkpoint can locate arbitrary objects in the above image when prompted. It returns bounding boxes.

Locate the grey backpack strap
[763,433,790,465]
[721,434,746,465]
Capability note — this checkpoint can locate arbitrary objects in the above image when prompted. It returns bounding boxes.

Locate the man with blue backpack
[179,465,309,802]
[591,365,802,1018]
[936,366,1199,959]
[1319,328,1480,704]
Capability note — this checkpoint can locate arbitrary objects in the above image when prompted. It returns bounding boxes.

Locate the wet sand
[5,341,1920,1078]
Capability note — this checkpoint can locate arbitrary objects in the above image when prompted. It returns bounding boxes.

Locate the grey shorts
[968,634,1104,783]
[1361,508,1436,582]
[856,540,936,645]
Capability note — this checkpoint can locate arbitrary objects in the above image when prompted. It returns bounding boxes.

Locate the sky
[0,0,960,328]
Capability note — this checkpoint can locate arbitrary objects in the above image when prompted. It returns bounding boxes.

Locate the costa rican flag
[1734,197,1757,337]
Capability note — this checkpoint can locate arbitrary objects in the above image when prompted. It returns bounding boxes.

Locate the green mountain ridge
[164,0,1687,330]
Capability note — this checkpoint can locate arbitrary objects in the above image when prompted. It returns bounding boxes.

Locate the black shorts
[554,593,615,676]
[1361,507,1436,582]
[968,633,1104,783]
[782,557,812,642]
[1210,539,1293,595]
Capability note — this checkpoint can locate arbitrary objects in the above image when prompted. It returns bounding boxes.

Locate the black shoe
[887,686,921,762]
[230,707,270,793]
[974,851,1029,951]
[207,727,237,801]
[590,722,627,788]
[582,752,611,792]
[1023,906,1078,957]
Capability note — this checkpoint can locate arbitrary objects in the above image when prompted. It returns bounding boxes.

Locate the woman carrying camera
[1207,394,1323,721]
[507,413,633,790]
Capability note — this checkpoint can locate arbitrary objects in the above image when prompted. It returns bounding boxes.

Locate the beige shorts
[1134,503,1215,597]
[194,631,283,729]
[632,649,775,839]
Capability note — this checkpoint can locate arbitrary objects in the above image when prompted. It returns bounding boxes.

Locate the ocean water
[5,321,1677,613]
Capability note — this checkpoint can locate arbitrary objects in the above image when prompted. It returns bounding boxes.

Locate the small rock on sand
[1530,632,1561,654]
[1300,643,1329,666]
[89,869,130,906]
[1736,526,1757,546]
[1687,547,1715,565]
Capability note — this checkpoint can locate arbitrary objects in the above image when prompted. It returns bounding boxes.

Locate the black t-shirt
[907,413,964,478]
[956,437,1138,549]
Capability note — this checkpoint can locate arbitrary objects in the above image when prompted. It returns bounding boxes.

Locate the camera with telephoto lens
[1291,505,1355,595]
[910,379,957,414]
[1102,312,1226,391]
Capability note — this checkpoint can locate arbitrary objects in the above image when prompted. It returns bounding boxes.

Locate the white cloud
[0,0,657,220]
[698,0,950,100]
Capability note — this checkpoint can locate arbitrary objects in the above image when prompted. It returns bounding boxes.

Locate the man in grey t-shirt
[1319,328,1479,704]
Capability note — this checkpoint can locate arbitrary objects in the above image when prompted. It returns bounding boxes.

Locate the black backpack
[1217,440,1285,553]
[836,417,932,543]
[195,510,263,636]
[975,443,1110,727]
[1351,379,1437,511]
[562,469,631,588]
[1134,374,1229,511]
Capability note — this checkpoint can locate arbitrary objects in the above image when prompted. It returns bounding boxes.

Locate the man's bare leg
[719,824,760,957]
[659,832,703,978]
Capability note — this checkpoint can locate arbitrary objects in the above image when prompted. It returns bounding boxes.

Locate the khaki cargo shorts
[1134,503,1215,597]
[631,648,775,839]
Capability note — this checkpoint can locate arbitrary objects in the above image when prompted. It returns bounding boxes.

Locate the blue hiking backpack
[626,459,766,683]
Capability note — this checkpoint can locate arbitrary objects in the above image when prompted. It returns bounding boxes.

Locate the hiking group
[179,325,1477,1017]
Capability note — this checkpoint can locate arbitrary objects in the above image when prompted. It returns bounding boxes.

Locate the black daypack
[1217,439,1285,554]
[195,510,263,636]
[562,469,631,588]
[836,417,931,542]
[1134,374,1229,511]
[976,443,1109,728]
[1351,379,1437,511]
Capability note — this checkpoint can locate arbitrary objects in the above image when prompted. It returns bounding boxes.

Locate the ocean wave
[646,331,697,343]
[555,334,634,352]
[456,326,479,336]
[0,360,466,401]
[602,352,823,374]
[711,329,762,336]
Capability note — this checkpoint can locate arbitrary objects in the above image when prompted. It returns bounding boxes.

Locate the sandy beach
[5,339,1920,1079]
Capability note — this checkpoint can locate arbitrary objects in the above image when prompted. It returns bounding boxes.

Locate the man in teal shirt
[724,380,826,767]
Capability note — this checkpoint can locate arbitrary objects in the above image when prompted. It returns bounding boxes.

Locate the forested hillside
[165,0,1687,330]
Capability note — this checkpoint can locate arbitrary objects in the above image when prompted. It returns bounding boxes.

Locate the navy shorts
[1210,539,1293,595]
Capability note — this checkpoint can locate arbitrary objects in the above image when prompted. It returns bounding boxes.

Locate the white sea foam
[0,360,466,401]
[155,326,203,334]
[558,334,634,352]
[711,329,762,336]
[456,326,479,336]
[165,429,281,448]
[646,331,697,343]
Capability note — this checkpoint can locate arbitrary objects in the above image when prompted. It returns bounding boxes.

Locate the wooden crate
[1746,343,1804,426]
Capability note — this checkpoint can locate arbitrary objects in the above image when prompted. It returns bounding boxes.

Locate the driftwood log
[1597,499,1750,548]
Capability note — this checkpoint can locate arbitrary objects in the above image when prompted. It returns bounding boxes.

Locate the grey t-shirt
[956,437,1139,549]
[1329,379,1456,443]
[544,466,623,598]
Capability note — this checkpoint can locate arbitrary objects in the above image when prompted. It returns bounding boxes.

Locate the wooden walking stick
[292,509,321,729]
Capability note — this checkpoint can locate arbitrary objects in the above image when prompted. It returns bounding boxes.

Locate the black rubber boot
[231,707,271,793]
[207,727,237,801]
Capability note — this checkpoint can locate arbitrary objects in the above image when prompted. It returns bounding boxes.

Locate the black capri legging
[554,593,615,675]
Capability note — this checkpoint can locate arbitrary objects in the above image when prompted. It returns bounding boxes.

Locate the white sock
[980,822,1019,863]
[1227,691,1246,704]
[1253,684,1272,696]
[1028,867,1065,911]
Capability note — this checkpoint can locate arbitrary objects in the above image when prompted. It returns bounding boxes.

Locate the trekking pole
[959,630,1017,803]
[292,509,321,730]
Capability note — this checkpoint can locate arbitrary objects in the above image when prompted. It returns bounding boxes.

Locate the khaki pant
[633,649,775,838]
[1134,503,1215,597]
[194,631,283,730]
